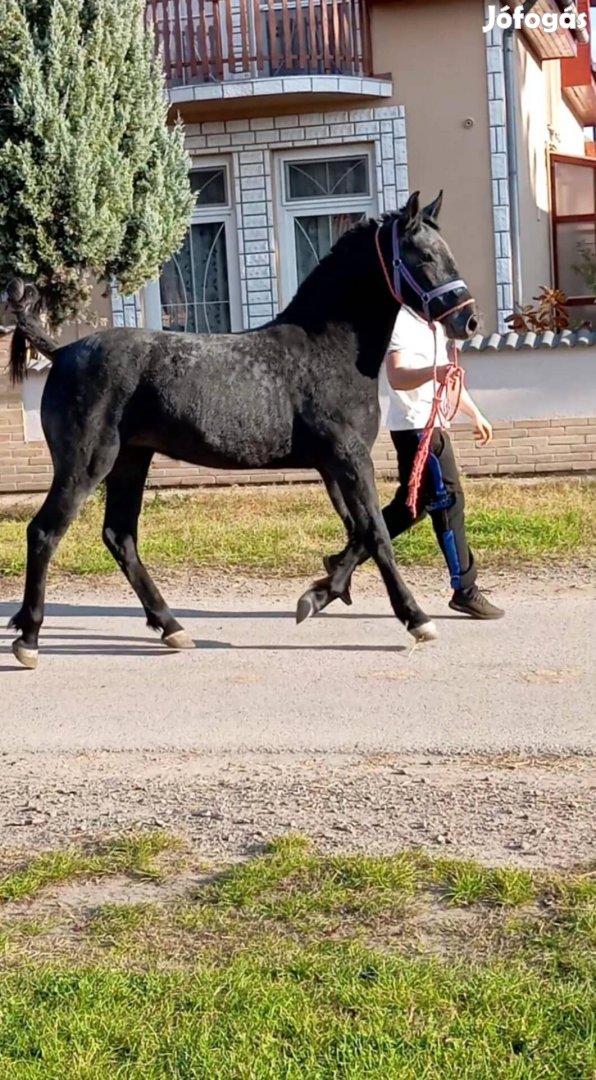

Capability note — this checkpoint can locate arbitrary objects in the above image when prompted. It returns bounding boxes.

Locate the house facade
[1,0,596,492]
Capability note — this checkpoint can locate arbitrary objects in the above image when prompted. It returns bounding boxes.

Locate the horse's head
[377,192,479,341]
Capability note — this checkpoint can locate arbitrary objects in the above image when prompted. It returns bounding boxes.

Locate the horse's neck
[353,309,398,378]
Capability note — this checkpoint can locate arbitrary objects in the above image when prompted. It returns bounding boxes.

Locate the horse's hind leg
[10,448,120,668]
[102,447,193,650]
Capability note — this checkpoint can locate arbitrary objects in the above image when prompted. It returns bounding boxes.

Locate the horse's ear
[423,190,443,224]
[401,191,421,233]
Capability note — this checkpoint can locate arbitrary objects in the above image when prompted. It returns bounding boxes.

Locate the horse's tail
[6,279,59,384]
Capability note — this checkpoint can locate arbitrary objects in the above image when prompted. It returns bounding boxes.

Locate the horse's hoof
[12,640,39,669]
[409,620,438,643]
[162,629,194,650]
[296,591,317,625]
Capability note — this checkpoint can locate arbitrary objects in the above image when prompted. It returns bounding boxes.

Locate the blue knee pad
[424,451,462,590]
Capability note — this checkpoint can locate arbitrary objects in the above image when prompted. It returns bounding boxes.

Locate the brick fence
[1,341,595,493]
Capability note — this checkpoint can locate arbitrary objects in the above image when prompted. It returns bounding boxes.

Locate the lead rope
[405,330,463,517]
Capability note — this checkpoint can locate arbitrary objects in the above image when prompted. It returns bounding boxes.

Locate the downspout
[502,0,539,311]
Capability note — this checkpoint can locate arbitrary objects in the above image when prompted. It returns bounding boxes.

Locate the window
[276,148,376,304]
[147,161,241,334]
[551,153,596,322]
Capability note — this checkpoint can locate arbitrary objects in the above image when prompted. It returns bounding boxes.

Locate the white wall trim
[110,288,142,329]
[169,75,393,107]
[177,104,408,329]
[484,5,513,332]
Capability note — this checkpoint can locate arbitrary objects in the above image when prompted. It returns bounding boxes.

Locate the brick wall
[2,343,595,493]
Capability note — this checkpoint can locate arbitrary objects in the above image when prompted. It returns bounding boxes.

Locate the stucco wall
[370,0,498,330]
[516,38,552,304]
[461,348,596,421]
[516,37,586,306]
[550,58,587,158]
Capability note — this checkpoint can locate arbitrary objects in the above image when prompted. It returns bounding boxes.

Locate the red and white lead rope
[405,332,463,517]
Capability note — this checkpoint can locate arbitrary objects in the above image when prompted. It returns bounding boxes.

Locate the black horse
[6,191,478,669]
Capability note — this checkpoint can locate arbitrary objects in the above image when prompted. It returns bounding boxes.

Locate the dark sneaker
[449,588,505,620]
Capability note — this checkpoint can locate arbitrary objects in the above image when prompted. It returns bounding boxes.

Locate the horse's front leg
[300,437,436,642]
[296,464,360,624]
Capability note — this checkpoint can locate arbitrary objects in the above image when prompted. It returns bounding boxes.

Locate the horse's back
[40,322,378,470]
[44,325,302,468]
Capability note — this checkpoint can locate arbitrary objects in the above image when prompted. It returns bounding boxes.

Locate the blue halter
[389,218,474,324]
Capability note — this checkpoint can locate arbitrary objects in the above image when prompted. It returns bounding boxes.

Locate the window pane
[556,221,596,298]
[160,221,231,333]
[287,157,369,201]
[294,212,364,284]
[190,167,227,207]
[554,162,595,217]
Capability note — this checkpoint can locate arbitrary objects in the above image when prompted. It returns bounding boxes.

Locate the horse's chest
[321,375,380,446]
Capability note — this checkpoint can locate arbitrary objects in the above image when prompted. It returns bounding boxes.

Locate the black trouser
[385,429,477,593]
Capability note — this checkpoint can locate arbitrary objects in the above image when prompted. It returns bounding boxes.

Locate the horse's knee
[26,519,56,558]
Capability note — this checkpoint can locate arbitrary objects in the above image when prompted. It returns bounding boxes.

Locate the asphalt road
[0,582,594,754]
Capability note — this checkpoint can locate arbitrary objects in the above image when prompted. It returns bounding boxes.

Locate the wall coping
[463,328,596,351]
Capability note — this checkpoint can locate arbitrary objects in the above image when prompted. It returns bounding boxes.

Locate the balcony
[144,0,391,113]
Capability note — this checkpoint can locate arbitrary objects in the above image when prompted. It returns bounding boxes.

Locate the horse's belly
[140,393,295,469]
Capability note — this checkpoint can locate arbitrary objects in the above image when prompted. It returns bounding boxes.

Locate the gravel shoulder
[1,750,594,870]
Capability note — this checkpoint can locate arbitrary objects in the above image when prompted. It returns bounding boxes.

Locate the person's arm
[457,386,493,445]
[385,349,450,392]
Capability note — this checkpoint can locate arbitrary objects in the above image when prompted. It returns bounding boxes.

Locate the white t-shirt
[379,307,448,432]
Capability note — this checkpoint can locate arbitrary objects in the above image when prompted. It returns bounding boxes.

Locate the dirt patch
[1,870,207,921]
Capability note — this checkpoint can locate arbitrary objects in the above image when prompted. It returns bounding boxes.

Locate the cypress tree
[0,0,194,326]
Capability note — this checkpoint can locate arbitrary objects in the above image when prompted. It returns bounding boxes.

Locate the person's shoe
[449,588,505,620]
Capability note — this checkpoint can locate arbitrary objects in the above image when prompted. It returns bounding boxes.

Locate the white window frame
[143,156,242,333]
[275,145,377,307]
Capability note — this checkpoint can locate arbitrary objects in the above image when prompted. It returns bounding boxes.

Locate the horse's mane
[275,216,382,328]
[273,203,440,329]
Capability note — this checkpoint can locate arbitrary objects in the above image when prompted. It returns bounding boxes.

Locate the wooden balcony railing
[144,0,373,87]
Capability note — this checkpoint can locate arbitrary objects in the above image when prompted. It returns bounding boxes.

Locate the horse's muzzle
[444,304,480,341]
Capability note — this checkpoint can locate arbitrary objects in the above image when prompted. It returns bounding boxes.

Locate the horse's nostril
[466,315,479,336]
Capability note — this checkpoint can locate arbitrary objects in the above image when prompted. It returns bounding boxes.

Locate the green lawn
[0,479,594,578]
[0,835,594,1078]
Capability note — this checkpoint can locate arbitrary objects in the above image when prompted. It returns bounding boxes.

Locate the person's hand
[434,364,451,385]
[472,411,493,445]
